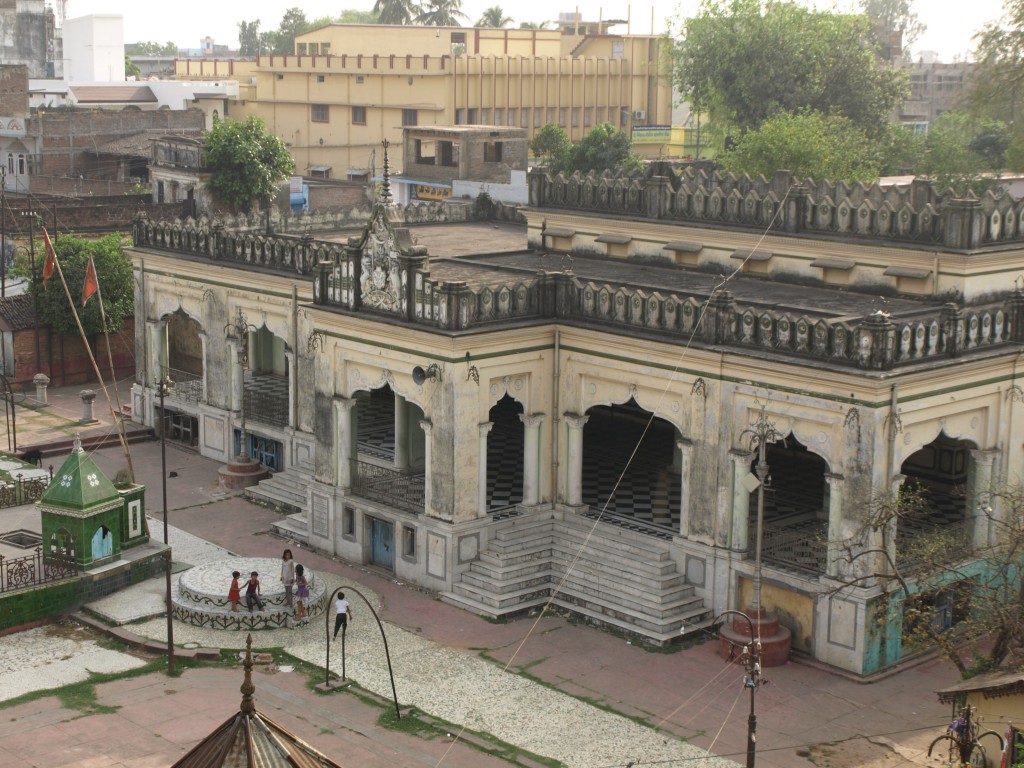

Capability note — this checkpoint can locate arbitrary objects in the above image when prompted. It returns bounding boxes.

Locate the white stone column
[394,395,409,470]
[478,421,493,515]
[730,451,753,552]
[885,474,906,575]
[677,439,693,537]
[333,397,356,489]
[968,449,998,549]
[420,419,433,515]
[519,413,545,506]
[825,472,844,578]
[285,350,296,429]
[564,413,588,506]
[198,331,208,403]
[227,339,243,413]
[146,319,166,386]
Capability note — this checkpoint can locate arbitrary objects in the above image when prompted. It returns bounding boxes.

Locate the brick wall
[1,198,190,234]
[11,317,136,390]
[273,180,372,212]
[0,64,28,116]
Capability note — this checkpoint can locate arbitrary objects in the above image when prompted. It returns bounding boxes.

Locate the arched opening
[242,324,288,429]
[749,434,829,575]
[351,384,426,515]
[581,397,681,534]
[898,433,973,559]
[486,394,524,513]
[90,525,113,561]
[165,308,203,399]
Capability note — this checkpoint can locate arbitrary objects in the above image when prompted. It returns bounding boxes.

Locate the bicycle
[928,704,1004,768]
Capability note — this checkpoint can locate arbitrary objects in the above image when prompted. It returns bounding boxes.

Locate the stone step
[246,483,306,514]
[548,593,715,643]
[438,589,551,620]
[474,546,685,589]
[551,518,675,558]
[483,535,678,580]
[492,521,672,562]
[271,512,309,543]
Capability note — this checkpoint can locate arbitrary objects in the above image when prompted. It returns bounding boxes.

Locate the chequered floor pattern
[348,392,970,556]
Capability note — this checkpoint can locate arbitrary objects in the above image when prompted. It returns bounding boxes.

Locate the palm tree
[518,20,550,29]
[476,6,512,27]
[373,0,421,25]
[415,0,468,26]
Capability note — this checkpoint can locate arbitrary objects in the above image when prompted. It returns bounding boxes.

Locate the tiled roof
[0,294,36,331]
[40,435,120,515]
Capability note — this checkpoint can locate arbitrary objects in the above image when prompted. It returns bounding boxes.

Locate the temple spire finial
[72,433,83,454]
[239,633,256,716]
[380,139,392,205]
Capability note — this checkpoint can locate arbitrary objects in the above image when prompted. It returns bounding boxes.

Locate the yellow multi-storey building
[176,24,675,178]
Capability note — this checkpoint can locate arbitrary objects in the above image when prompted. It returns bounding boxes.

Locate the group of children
[227,549,310,623]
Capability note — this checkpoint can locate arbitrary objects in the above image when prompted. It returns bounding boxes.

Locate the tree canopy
[416,0,468,26]
[125,41,177,56]
[860,0,925,49]
[967,0,1024,126]
[477,6,513,27]
[238,20,261,56]
[33,234,134,337]
[674,0,907,136]
[719,110,881,182]
[913,111,1012,195]
[530,122,641,174]
[203,115,295,212]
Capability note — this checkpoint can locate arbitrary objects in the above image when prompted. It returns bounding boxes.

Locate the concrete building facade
[173,24,673,178]
[126,166,1024,676]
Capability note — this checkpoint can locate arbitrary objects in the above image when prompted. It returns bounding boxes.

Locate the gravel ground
[3,519,740,768]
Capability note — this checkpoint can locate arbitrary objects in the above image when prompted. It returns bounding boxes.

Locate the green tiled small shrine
[39,435,150,569]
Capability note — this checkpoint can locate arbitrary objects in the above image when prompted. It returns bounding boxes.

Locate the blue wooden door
[370,517,394,570]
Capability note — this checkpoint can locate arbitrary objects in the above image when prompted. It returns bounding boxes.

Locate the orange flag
[82,255,98,307]
[41,227,56,286]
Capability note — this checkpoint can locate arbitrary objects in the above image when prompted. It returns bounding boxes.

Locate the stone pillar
[285,350,295,429]
[394,396,409,471]
[146,319,166,386]
[677,439,693,537]
[968,449,998,549]
[79,389,97,424]
[228,339,243,412]
[478,421,493,515]
[564,413,589,506]
[885,474,906,575]
[333,397,356,489]
[825,473,844,578]
[730,450,753,552]
[420,419,433,515]
[198,331,209,403]
[519,413,545,506]
[33,373,49,404]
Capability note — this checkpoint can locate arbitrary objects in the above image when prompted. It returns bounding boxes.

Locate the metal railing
[760,522,827,576]
[165,367,203,404]
[0,473,50,509]
[897,519,970,572]
[351,460,424,515]
[243,388,289,428]
[0,547,78,594]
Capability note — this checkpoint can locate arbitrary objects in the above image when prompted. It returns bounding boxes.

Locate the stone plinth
[218,456,270,489]
[718,606,792,667]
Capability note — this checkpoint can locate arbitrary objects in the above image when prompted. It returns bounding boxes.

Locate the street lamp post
[18,212,40,373]
[157,377,175,675]
[717,610,763,768]
[224,309,258,462]
[323,585,401,720]
[741,402,781,619]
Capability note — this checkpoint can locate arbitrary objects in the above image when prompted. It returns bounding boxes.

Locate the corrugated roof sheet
[70,85,158,103]
[936,669,1024,703]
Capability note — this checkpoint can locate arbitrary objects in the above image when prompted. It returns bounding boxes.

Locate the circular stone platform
[172,557,328,630]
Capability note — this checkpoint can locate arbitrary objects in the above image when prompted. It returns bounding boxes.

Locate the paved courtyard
[0,383,960,767]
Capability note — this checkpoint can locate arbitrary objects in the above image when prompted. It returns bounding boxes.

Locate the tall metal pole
[1,167,7,298]
[753,437,768,617]
[718,609,762,768]
[159,379,175,674]
[20,211,39,372]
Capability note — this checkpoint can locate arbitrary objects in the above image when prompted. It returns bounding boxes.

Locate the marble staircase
[247,459,313,542]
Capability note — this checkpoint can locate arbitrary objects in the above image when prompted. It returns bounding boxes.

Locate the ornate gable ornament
[360,211,404,313]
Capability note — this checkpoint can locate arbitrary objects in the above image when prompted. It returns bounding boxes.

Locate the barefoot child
[228,570,241,612]
[245,571,265,612]
[294,564,309,622]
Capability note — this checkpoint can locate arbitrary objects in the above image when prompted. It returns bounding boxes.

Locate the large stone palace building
[127,166,1024,676]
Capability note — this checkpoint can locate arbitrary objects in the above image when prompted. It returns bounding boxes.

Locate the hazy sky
[67,0,1003,62]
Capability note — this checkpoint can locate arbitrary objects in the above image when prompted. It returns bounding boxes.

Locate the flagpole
[89,254,135,481]
[43,232,135,482]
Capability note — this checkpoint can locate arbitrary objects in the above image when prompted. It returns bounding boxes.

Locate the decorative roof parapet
[527,166,1024,250]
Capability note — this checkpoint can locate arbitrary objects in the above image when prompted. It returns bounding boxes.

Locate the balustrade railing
[0,473,50,509]
[351,460,425,515]
[760,523,827,576]
[0,547,78,594]
[165,367,203,404]
[243,388,289,429]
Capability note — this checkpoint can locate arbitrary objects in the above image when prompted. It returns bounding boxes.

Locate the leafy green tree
[719,110,881,182]
[860,0,925,50]
[273,7,310,54]
[967,0,1024,126]
[374,0,421,25]
[519,21,549,29]
[914,112,1010,195]
[125,41,177,56]
[530,123,570,167]
[565,123,642,174]
[674,0,907,137]
[238,20,261,56]
[416,0,468,26]
[124,55,141,79]
[33,234,133,337]
[203,115,295,212]
[477,6,512,26]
